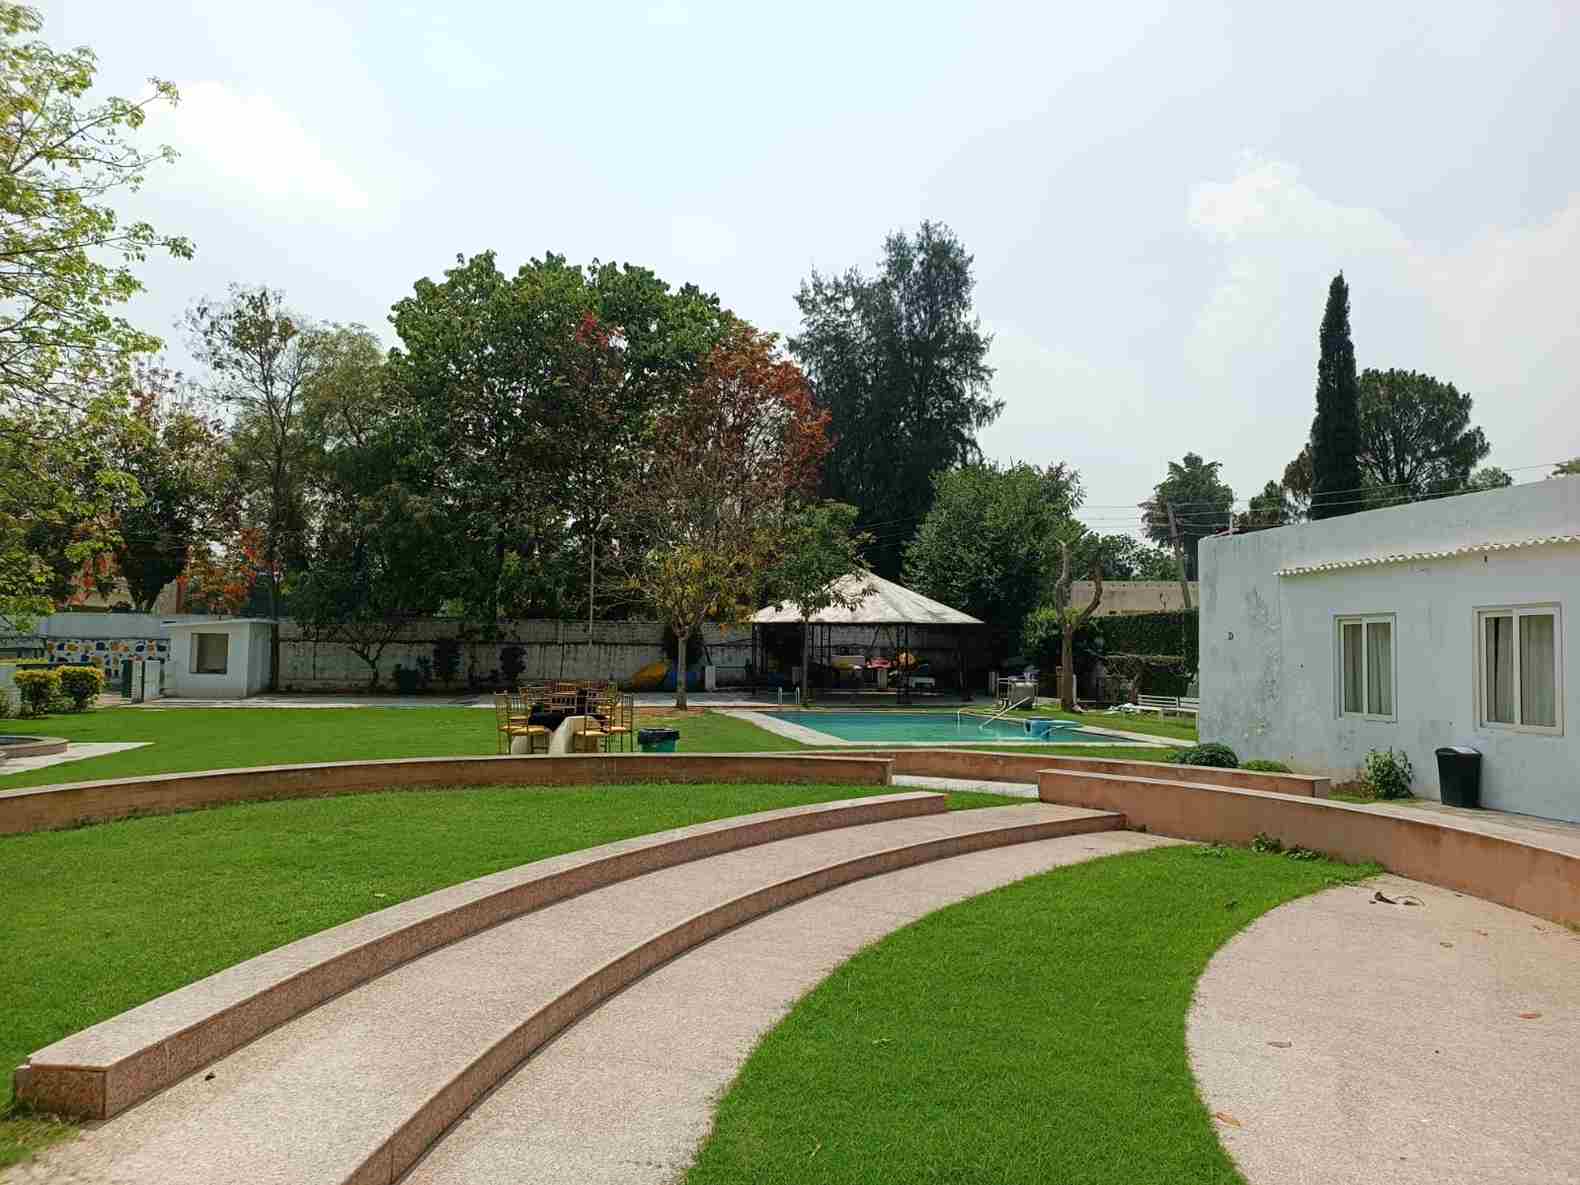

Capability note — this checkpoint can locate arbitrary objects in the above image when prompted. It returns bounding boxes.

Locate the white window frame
[1334,613,1397,722]
[1474,603,1563,736]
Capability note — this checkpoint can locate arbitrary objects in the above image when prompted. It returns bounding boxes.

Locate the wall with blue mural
[45,636,170,680]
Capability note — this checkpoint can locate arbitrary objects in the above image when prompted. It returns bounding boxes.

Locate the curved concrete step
[16,791,941,1120]
[29,803,1122,1185]
[404,828,1183,1185]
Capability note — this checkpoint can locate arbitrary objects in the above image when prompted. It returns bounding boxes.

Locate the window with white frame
[1477,605,1562,733]
[1336,614,1395,720]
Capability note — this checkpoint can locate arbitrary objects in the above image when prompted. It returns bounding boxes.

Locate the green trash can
[638,728,680,753]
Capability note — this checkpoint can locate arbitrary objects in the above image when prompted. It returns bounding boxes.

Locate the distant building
[1199,479,1578,822]
[1072,580,1197,617]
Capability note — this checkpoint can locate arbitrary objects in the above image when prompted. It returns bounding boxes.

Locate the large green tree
[1551,459,1579,477]
[1356,368,1490,503]
[387,252,726,629]
[0,4,192,419]
[1140,453,1233,581]
[902,462,1081,642]
[188,287,328,647]
[790,222,1001,578]
[107,367,229,611]
[1309,273,1362,519]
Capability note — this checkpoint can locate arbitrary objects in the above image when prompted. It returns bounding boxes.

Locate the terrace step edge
[14,789,938,1120]
[310,807,1127,1185]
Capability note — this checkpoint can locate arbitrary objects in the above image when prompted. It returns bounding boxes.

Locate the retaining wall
[0,754,894,836]
[1038,769,1580,927]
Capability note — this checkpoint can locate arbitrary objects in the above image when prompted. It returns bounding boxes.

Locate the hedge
[1092,610,1198,671]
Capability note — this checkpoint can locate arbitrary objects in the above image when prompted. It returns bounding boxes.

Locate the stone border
[15,789,927,1120]
[791,749,1327,796]
[0,734,69,759]
[0,753,894,837]
[319,806,1126,1185]
[1038,769,1580,927]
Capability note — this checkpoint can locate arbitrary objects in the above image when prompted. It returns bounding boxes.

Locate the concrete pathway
[1188,873,1580,1185]
[402,829,1181,1185]
[894,772,1040,799]
[18,804,1115,1185]
[0,742,147,778]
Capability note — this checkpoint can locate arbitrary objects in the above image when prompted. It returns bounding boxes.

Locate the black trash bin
[1436,746,1481,808]
[637,727,680,754]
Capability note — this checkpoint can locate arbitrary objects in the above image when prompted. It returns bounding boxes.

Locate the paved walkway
[894,772,1040,799]
[0,742,147,778]
[404,829,1180,1184]
[1189,872,1580,1185]
[19,803,1117,1185]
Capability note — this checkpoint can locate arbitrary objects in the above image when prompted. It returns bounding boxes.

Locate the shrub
[0,687,11,718]
[1363,748,1413,799]
[12,668,60,717]
[499,644,525,687]
[1243,759,1292,773]
[432,638,460,687]
[1170,742,1239,768]
[57,666,105,712]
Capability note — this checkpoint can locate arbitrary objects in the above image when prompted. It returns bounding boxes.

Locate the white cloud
[147,81,372,216]
[423,33,506,91]
[1186,155,1580,475]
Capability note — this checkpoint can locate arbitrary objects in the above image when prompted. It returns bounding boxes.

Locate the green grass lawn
[0,705,801,789]
[688,843,1376,1185]
[0,779,1020,1167]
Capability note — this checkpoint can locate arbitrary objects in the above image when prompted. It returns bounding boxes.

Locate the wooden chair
[508,690,551,753]
[570,713,608,753]
[494,693,549,754]
[599,689,632,751]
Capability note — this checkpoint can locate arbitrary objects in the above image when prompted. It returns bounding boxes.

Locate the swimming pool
[770,711,1118,745]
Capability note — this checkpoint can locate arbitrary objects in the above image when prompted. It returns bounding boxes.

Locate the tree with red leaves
[616,321,830,708]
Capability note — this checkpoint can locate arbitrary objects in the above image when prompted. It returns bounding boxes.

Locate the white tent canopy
[752,571,982,627]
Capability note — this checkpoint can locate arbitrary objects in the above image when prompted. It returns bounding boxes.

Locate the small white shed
[163,619,273,699]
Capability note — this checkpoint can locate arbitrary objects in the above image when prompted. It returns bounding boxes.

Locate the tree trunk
[675,628,688,711]
[1060,620,1076,711]
[801,620,811,707]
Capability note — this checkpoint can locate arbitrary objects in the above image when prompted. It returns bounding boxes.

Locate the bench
[1137,694,1200,717]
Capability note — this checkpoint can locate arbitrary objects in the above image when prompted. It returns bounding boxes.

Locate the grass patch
[688,843,1375,1185]
[0,780,1011,1165]
[0,706,802,789]
[1006,706,1198,743]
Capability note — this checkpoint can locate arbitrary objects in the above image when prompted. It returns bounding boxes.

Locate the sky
[44,0,1580,540]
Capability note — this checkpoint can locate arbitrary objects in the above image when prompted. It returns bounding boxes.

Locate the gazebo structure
[750,571,985,704]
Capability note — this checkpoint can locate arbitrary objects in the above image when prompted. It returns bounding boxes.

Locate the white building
[164,619,274,699]
[1199,479,1578,822]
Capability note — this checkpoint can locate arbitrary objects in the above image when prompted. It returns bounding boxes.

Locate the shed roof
[753,571,983,626]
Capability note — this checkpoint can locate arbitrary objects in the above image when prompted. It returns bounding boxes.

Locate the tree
[1280,446,1313,520]
[387,252,725,629]
[902,462,1081,643]
[1356,368,1490,504]
[0,4,192,420]
[1078,534,1178,581]
[0,403,128,628]
[291,486,448,691]
[1235,481,1295,533]
[104,366,228,610]
[1140,453,1233,580]
[188,287,326,674]
[790,222,1001,578]
[762,501,871,705]
[1309,273,1362,519]
[615,322,829,708]
[1049,531,1103,710]
[1552,459,1580,477]
[1464,466,1513,492]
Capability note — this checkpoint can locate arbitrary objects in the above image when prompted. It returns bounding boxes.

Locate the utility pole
[1165,502,1193,612]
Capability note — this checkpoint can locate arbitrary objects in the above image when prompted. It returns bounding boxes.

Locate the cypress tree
[1309,273,1362,520]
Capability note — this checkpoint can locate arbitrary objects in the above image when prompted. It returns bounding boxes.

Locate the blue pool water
[773,711,1115,745]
